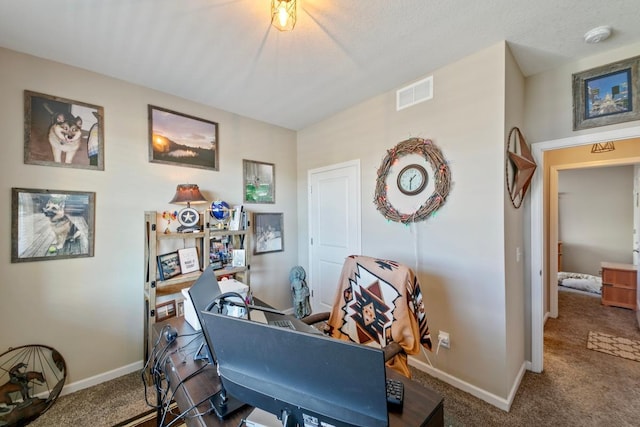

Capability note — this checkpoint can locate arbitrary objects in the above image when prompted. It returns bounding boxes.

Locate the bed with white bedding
[557,271,602,294]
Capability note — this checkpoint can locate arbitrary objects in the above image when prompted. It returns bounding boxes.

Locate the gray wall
[558,166,634,275]
[297,42,524,402]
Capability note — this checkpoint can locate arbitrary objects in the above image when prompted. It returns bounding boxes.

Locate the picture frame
[178,247,200,274]
[232,249,246,267]
[156,300,177,322]
[243,159,275,203]
[254,212,284,255]
[157,251,181,280]
[11,188,96,263]
[24,90,104,170]
[148,105,219,171]
[572,56,640,130]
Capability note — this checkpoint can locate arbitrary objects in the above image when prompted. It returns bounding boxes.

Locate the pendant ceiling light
[591,142,615,153]
[271,0,296,31]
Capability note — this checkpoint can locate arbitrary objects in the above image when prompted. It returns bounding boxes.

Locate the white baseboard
[59,361,144,397]
[409,357,527,412]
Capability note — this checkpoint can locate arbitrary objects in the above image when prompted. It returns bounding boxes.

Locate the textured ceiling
[1,0,640,130]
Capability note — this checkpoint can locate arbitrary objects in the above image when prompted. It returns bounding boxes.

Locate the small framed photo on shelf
[254,212,284,255]
[232,249,246,267]
[572,55,640,130]
[156,300,177,322]
[158,251,181,280]
[178,247,200,274]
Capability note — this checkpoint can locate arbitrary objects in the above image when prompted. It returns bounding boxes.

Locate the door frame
[530,125,640,373]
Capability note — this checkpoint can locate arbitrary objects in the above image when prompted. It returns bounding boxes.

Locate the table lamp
[169,184,207,232]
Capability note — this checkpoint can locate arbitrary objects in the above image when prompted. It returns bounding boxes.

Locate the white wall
[525,41,640,144]
[297,42,517,400]
[558,165,634,275]
[0,47,298,386]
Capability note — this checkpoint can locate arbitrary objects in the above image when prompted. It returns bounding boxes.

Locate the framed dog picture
[11,188,96,263]
[24,90,105,170]
[253,212,284,255]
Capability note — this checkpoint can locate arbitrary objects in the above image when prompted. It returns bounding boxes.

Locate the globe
[210,200,230,220]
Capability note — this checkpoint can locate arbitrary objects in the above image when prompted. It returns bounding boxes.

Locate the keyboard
[386,378,404,412]
[269,319,295,330]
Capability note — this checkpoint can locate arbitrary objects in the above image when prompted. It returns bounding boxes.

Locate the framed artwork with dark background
[24,90,104,170]
[572,56,640,130]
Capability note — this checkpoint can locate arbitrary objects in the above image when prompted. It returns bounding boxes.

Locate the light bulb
[278,5,288,27]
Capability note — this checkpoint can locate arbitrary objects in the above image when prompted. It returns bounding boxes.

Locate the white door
[308,160,361,314]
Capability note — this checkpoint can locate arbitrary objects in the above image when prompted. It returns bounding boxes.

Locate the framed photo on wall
[243,159,275,203]
[572,56,640,130]
[11,188,96,263]
[148,105,219,171]
[254,212,284,255]
[24,90,104,170]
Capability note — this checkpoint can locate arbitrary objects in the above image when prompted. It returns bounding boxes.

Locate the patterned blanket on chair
[326,255,432,377]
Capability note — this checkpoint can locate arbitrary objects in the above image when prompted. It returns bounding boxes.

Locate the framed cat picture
[24,90,105,170]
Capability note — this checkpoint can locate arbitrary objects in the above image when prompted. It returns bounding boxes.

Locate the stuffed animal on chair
[289,266,311,318]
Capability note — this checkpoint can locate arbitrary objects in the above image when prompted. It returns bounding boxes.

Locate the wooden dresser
[601,262,637,310]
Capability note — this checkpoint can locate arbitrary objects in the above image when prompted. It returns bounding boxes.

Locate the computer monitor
[200,310,389,427]
[187,266,223,363]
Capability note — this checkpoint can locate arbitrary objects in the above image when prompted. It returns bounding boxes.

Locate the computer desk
[152,314,444,427]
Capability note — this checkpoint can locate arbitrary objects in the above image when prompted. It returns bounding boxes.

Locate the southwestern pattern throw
[326,255,432,377]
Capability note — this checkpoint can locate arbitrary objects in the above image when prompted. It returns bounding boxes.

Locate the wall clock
[397,164,428,195]
[374,138,452,224]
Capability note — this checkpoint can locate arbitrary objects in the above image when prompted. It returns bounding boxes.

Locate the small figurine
[289,266,311,319]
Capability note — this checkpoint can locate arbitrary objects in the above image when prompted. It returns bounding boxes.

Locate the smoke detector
[584,26,612,44]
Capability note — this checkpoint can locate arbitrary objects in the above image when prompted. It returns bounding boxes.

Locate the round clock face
[178,207,200,228]
[397,164,428,195]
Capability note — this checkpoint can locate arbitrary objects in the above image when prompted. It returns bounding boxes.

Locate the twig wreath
[374,138,451,223]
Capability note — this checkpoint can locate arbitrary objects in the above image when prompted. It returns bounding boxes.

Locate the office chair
[302,255,432,378]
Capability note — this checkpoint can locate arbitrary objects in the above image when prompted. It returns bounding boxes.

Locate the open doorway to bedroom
[530,130,640,373]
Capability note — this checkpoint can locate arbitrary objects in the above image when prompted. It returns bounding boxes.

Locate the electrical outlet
[438,331,450,349]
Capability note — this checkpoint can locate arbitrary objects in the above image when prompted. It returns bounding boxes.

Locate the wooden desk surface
[153,316,443,427]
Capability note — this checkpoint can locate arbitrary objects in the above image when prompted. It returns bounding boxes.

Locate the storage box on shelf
[143,211,210,361]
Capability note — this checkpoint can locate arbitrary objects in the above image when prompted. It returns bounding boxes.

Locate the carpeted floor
[28,371,152,427]
[410,289,640,426]
[28,290,640,426]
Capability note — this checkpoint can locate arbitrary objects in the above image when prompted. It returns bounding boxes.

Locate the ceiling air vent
[396,76,433,111]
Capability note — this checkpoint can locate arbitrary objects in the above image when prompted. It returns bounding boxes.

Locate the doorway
[530,126,640,373]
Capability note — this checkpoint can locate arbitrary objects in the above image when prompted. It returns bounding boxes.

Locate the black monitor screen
[187,267,222,362]
[200,310,389,427]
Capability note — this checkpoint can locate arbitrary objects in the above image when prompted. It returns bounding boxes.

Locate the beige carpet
[410,290,640,426]
[587,330,640,362]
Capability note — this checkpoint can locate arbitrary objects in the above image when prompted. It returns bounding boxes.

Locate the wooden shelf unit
[144,211,210,361]
[600,262,637,310]
[144,211,252,362]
